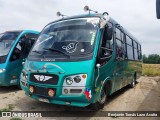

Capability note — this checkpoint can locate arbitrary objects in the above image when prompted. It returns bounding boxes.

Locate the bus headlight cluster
[63,74,87,86]
[22,70,28,80]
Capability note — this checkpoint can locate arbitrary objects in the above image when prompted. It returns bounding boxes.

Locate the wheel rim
[99,89,106,104]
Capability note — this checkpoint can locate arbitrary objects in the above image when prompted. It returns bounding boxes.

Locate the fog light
[29,86,34,93]
[64,89,68,94]
[48,89,55,97]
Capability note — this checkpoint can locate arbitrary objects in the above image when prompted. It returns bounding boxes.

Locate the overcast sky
[0,0,159,55]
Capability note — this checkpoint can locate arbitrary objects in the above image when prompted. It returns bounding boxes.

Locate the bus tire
[130,75,136,88]
[90,82,110,111]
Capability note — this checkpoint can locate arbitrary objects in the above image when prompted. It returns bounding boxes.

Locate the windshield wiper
[43,48,70,58]
[32,50,45,58]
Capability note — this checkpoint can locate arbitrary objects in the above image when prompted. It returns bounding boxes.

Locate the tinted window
[0,32,21,57]
[100,23,113,59]
[10,33,38,61]
[116,28,121,40]
[126,36,132,45]
[138,44,141,51]
[138,50,142,60]
[29,17,100,62]
[133,41,137,49]
[116,28,125,58]
[127,45,134,60]
[134,48,138,60]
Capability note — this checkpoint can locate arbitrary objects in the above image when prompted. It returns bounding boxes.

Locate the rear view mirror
[156,0,160,19]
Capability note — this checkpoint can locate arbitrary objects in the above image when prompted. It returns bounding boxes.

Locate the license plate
[39,98,49,103]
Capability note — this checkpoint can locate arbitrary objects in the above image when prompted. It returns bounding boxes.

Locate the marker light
[82,74,87,79]
[29,86,34,93]
[66,77,73,85]
[12,76,17,79]
[48,89,55,97]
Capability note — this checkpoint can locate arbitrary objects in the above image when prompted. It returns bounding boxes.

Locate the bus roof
[47,13,141,44]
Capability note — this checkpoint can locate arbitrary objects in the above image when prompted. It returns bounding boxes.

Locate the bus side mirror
[156,0,160,19]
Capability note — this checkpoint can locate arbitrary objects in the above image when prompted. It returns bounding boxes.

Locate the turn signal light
[48,89,55,97]
[29,86,34,93]
[82,74,86,79]
[12,76,17,79]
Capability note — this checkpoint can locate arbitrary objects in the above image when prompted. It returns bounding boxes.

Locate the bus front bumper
[0,72,8,86]
[21,83,94,107]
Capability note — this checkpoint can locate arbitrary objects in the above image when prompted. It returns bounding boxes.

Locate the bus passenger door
[96,22,114,89]
[113,27,125,91]
[7,33,38,85]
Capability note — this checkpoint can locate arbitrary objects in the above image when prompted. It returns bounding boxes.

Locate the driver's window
[100,22,113,58]
[10,33,38,62]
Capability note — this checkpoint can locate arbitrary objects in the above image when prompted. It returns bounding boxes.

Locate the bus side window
[98,22,113,63]
[115,28,124,59]
[10,33,38,61]
[126,35,134,60]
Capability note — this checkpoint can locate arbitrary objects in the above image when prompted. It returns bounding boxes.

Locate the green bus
[20,12,142,110]
[0,30,39,87]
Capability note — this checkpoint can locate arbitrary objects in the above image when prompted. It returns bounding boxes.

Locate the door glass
[100,23,113,58]
[10,33,38,61]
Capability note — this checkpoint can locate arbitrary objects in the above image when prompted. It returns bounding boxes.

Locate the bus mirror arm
[95,64,100,87]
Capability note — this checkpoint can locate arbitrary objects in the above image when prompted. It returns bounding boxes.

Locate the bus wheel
[130,76,136,88]
[90,87,107,111]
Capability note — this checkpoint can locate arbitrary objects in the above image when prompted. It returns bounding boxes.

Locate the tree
[143,54,160,64]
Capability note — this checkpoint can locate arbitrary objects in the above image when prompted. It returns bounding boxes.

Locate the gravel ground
[0,76,160,120]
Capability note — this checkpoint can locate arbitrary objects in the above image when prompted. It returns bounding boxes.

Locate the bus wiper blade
[32,50,45,58]
[43,48,70,58]
[32,50,42,54]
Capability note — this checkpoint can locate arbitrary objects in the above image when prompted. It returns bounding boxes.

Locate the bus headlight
[63,74,87,86]
[73,76,81,83]
[0,69,5,73]
[66,77,73,85]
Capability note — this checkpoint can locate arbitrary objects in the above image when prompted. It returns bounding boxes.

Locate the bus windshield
[29,17,100,61]
[0,32,21,56]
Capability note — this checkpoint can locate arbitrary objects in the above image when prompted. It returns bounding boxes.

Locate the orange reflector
[12,76,17,79]
[82,74,86,79]
[48,89,55,97]
[29,86,34,93]
[101,81,104,85]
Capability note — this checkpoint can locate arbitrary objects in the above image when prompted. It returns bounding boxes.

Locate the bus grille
[30,73,59,85]
[34,86,56,96]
